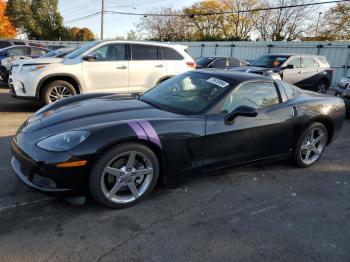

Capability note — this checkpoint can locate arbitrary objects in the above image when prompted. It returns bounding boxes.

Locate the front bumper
[11,139,90,196]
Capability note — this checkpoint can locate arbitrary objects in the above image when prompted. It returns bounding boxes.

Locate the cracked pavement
[0,85,349,262]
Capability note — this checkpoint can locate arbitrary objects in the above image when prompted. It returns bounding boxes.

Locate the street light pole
[101,0,104,40]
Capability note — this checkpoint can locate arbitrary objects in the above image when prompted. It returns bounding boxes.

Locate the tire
[89,143,159,208]
[293,122,328,168]
[316,79,328,94]
[42,80,76,105]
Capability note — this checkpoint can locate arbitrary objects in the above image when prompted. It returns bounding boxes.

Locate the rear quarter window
[317,57,331,67]
[281,81,301,99]
[162,47,183,60]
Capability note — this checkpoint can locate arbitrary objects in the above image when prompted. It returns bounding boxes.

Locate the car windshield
[249,55,289,68]
[140,72,234,114]
[64,41,101,59]
[41,50,59,57]
[196,57,216,66]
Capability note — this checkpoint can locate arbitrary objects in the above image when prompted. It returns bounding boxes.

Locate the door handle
[117,65,127,69]
[155,64,164,68]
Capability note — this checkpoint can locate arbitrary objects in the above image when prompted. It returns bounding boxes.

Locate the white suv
[8,40,196,104]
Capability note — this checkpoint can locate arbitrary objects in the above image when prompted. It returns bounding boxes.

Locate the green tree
[5,0,31,34]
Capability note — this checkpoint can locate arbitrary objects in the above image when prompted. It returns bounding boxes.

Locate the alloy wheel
[299,127,326,165]
[101,151,154,204]
[48,86,74,103]
[317,82,327,93]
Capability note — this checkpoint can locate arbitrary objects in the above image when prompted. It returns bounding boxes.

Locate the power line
[63,0,350,23]
[106,0,350,17]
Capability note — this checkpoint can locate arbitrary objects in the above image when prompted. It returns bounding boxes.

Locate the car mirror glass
[83,54,97,62]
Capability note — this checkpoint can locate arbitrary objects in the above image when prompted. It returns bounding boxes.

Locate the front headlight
[21,64,48,73]
[36,131,89,152]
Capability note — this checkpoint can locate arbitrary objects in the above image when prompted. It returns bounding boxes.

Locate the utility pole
[315,12,322,37]
[101,0,104,40]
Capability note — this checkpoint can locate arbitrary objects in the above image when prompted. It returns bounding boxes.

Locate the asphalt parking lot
[0,84,349,262]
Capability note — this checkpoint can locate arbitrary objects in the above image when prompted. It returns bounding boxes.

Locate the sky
[58,0,198,39]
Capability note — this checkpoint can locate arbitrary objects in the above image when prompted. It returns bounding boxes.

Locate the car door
[282,56,303,85]
[82,43,129,93]
[203,81,294,169]
[299,56,321,89]
[128,44,166,93]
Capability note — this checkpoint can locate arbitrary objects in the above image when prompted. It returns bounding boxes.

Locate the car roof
[97,40,187,50]
[195,69,273,82]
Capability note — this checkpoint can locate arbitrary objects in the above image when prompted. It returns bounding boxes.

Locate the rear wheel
[42,80,76,105]
[293,123,328,167]
[316,79,328,94]
[89,143,159,208]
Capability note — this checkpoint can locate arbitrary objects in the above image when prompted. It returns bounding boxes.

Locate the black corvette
[11,70,346,208]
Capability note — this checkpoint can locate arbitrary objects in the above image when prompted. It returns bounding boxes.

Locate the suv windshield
[140,71,234,114]
[65,41,101,59]
[249,55,289,68]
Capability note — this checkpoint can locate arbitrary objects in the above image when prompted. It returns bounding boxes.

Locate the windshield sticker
[206,77,229,88]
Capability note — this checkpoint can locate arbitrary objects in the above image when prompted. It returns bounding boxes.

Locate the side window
[162,47,183,60]
[14,41,25,45]
[212,58,226,68]
[131,44,159,60]
[302,57,319,68]
[31,48,48,56]
[222,82,280,113]
[0,41,11,48]
[8,47,29,55]
[287,57,301,68]
[89,44,126,61]
[228,59,241,67]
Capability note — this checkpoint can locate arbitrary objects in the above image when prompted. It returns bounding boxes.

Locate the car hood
[36,96,181,133]
[12,57,63,66]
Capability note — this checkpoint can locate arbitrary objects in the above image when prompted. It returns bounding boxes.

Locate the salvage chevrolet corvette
[11,70,346,208]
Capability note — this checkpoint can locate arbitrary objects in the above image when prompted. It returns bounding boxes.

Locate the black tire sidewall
[293,122,328,168]
[89,143,160,209]
[42,80,76,105]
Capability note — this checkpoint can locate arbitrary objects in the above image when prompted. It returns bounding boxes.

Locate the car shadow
[0,84,42,113]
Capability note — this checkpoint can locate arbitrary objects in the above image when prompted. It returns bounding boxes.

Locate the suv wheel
[42,80,76,104]
[317,80,328,94]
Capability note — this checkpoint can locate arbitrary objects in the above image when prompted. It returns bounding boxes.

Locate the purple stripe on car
[138,120,163,149]
[128,121,148,140]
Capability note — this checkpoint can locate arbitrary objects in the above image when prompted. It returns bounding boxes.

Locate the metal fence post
[267,44,273,54]
[316,44,324,55]
[230,44,235,57]
[343,45,350,76]
[214,44,219,56]
[200,43,205,57]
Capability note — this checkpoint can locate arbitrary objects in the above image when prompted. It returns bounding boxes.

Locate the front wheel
[89,143,159,208]
[42,80,76,105]
[293,123,328,167]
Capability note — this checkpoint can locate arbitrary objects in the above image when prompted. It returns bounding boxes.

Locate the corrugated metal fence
[32,40,350,85]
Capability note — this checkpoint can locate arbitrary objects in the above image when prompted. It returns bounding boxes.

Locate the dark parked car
[196,56,248,69]
[230,54,333,93]
[335,75,350,112]
[0,39,27,49]
[11,70,345,208]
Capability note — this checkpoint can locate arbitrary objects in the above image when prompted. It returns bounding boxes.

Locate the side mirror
[82,54,97,62]
[283,64,295,69]
[224,105,258,124]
